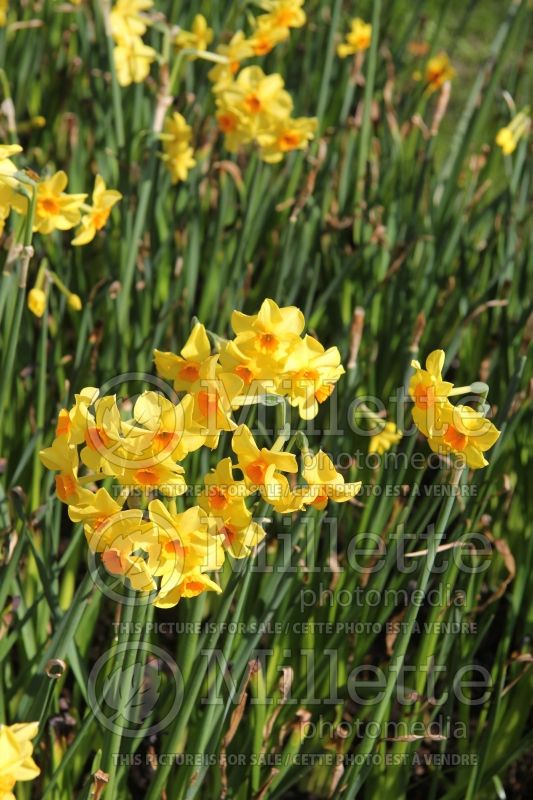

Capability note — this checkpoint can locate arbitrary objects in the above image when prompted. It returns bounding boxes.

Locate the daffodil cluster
[0,146,121,244]
[110,0,156,87]
[409,350,500,468]
[41,300,360,607]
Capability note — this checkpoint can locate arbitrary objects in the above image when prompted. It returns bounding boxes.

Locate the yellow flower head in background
[0,721,40,799]
[72,175,122,246]
[33,171,86,235]
[425,52,455,92]
[0,143,27,224]
[369,421,403,455]
[257,0,307,30]
[175,14,214,56]
[110,0,152,42]
[113,36,156,86]
[27,288,46,318]
[496,109,530,155]
[257,116,318,162]
[337,18,372,58]
[248,19,290,57]
[159,112,196,184]
[208,31,254,86]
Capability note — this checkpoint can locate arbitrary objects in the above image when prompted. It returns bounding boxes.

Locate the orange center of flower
[443,425,468,451]
[101,548,126,575]
[134,467,160,485]
[56,474,77,502]
[184,580,205,594]
[257,332,278,353]
[414,383,435,409]
[230,60,240,74]
[253,38,273,56]
[153,431,176,452]
[85,426,113,451]
[218,113,237,133]
[39,196,60,216]
[179,363,200,382]
[235,364,254,385]
[279,130,301,151]
[209,486,228,511]
[92,208,110,230]
[164,538,186,558]
[311,491,328,509]
[245,458,268,485]
[197,390,219,419]
[244,93,262,114]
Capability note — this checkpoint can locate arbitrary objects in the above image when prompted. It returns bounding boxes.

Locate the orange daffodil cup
[40,300,361,608]
[409,349,500,468]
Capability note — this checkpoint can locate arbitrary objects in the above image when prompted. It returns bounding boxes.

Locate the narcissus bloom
[146,500,224,607]
[216,66,293,141]
[257,116,318,162]
[159,112,196,184]
[230,298,304,368]
[0,721,40,799]
[208,31,254,86]
[283,335,344,419]
[256,0,306,30]
[110,0,152,42]
[426,402,500,469]
[495,109,530,155]
[369,421,403,455]
[301,450,361,510]
[232,424,298,508]
[154,322,211,392]
[33,171,86,235]
[337,18,372,58]
[409,350,453,436]
[27,288,46,318]
[71,175,122,246]
[424,52,455,92]
[175,14,213,55]
[114,36,156,86]
[248,19,290,57]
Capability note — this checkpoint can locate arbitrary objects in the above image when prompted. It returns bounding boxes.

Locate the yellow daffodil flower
[232,424,298,507]
[283,335,344,420]
[110,0,152,42]
[337,18,372,58]
[39,435,81,503]
[27,288,46,318]
[369,421,403,455]
[33,171,86,235]
[154,322,212,392]
[496,109,530,155]
[71,175,122,246]
[159,112,196,184]
[208,31,254,86]
[175,14,213,56]
[0,721,40,799]
[216,66,293,141]
[426,402,500,469]
[257,115,317,162]
[257,0,306,30]
[300,449,361,510]
[424,52,455,92]
[230,298,304,367]
[248,19,290,57]
[146,500,224,607]
[114,36,156,86]
[130,392,206,460]
[409,349,453,436]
